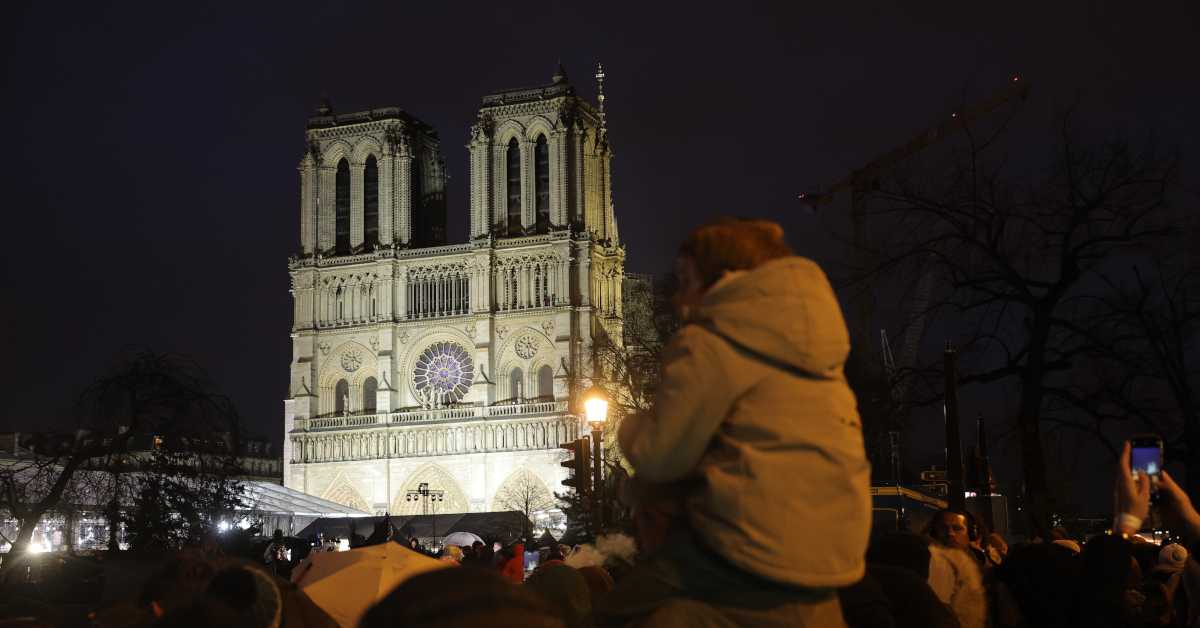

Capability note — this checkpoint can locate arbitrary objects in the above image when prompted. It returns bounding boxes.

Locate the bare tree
[0,351,243,561]
[845,105,1181,534]
[494,472,558,540]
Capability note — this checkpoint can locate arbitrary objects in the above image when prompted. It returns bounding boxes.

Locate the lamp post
[582,385,609,535]
[405,482,445,550]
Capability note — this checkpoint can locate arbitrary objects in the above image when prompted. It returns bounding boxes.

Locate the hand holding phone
[1131,434,1164,490]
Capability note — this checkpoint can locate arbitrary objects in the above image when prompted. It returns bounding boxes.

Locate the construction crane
[802,76,1031,485]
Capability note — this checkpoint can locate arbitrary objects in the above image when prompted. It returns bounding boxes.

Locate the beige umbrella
[291,542,449,627]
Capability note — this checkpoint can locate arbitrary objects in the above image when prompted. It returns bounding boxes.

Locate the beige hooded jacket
[619,256,872,588]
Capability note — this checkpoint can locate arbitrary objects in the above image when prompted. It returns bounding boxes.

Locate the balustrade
[289,402,577,464]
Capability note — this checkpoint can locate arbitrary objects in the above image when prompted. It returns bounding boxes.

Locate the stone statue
[342,390,350,416]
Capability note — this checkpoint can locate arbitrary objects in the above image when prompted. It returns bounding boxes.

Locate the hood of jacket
[691,256,850,378]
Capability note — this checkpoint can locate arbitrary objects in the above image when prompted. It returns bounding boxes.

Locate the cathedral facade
[283,67,624,524]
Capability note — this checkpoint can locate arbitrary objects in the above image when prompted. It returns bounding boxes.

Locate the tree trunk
[7,513,41,558]
[1018,322,1053,539]
[107,498,121,551]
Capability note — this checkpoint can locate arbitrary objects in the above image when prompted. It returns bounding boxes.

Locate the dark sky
[2,1,1198,504]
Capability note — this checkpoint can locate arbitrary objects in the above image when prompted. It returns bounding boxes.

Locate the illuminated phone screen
[1132,446,1162,477]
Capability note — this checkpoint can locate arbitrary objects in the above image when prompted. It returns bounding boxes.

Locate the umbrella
[442,531,484,548]
[291,542,448,627]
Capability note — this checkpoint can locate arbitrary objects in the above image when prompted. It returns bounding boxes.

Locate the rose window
[413,341,474,403]
[515,334,538,359]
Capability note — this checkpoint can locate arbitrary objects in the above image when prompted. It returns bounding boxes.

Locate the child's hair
[677,218,793,288]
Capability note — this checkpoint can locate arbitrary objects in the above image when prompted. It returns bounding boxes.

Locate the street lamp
[582,385,609,534]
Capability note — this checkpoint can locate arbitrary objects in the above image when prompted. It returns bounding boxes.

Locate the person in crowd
[928,543,987,628]
[929,510,972,551]
[990,541,1079,628]
[863,532,963,628]
[262,529,290,580]
[928,509,988,566]
[360,566,564,628]
[440,544,464,564]
[577,565,615,609]
[537,544,566,571]
[598,218,871,626]
[983,532,1008,567]
[501,542,526,583]
[525,564,594,628]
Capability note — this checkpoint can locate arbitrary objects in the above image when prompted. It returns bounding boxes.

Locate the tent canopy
[296,510,531,544]
[239,481,372,517]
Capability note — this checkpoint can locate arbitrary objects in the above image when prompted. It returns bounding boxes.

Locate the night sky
[2,1,1197,506]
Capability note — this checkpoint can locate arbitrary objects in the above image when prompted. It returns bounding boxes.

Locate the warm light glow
[585,396,609,425]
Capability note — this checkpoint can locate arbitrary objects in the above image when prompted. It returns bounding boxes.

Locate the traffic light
[560,436,592,495]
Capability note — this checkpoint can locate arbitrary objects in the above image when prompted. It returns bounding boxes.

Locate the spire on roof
[552,62,568,84]
[316,95,333,117]
[595,62,607,129]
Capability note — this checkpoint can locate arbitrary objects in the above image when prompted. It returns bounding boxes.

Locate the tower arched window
[334,379,349,414]
[364,155,379,245]
[506,138,521,236]
[534,135,549,231]
[335,159,351,254]
[537,365,553,399]
[363,377,378,413]
[509,367,523,401]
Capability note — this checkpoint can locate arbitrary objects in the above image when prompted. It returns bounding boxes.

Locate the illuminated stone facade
[283,67,624,519]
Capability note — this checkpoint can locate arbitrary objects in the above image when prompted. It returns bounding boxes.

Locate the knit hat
[1157,543,1189,573]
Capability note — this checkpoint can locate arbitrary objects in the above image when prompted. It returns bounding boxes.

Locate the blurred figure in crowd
[600,218,871,626]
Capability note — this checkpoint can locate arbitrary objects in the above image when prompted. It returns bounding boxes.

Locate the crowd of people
[27,218,1200,627]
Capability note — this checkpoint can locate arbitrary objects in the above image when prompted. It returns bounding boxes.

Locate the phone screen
[1132,445,1162,478]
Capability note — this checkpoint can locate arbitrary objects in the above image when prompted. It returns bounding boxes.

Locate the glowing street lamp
[581,385,609,533]
[583,385,610,428]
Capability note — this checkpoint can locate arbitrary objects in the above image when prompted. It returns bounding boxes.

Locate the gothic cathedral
[283,66,624,526]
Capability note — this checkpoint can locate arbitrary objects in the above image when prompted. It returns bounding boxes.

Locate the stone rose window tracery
[413,341,474,405]
[341,350,363,372]
[514,334,538,359]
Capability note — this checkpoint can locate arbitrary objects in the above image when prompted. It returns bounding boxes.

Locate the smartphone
[1131,434,1163,488]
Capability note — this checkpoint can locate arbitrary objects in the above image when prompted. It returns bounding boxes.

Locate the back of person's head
[140,554,217,617]
[272,529,283,541]
[360,568,563,628]
[576,566,614,608]
[523,565,591,628]
[677,218,793,289]
[543,545,565,562]
[867,531,932,580]
[1079,533,1138,603]
[1157,542,1189,573]
[867,564,960,628]
[995,542,1080,628]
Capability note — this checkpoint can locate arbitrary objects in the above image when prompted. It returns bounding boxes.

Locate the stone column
[318,166,336,251]
[573,128,585,226]
[351,162,365,249]
[299,159,315,254]
[396,266,407,320]
[493,144,505,234]
[552,129,568,226]
[397,153,413,245]
[379,153,394,246]
[522,139,534,230]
